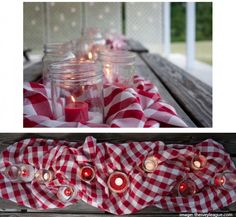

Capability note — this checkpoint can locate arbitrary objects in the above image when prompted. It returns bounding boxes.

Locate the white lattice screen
[24,2,163,54]
[84,2,122,34]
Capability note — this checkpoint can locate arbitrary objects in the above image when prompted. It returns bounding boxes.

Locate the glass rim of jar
[99,50,136,64]
[44,42,72,53]
[49,60,102,80]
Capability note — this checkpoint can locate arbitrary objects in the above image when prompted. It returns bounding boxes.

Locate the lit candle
[193,160,201,168]
[19,164,35,182]
[57,186,75,202]
[104,64,113,83]
[142,156,158,173]
[107,171,129,193]
[80,165,95,182]
[214,175,225,187]
[88,52,93,60]
[35,169,54,184]
[65,95,89,123]
[191,154,207,171]
[178,179,197,197]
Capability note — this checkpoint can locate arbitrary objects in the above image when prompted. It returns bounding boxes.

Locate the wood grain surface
[141,53,212,127]
[135,55,196,127]
[127,39,149,53]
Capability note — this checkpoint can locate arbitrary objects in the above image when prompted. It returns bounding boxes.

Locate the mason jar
[99,50,136,87]
[50,60,104,124]
[42,42,75,86]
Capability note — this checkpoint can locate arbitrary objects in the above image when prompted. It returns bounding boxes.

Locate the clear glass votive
[190,154,207,171]
[142,156,158,173]
[57,186,77,202]
[107,171,129,193]
[4,164,35,182]
[213,172,236,190]
[50,60,104,124]
[42,42,75,86]
[99,50,136,87]
[35,169,54,184]
[175,179,197,197]
[80,165,96,182]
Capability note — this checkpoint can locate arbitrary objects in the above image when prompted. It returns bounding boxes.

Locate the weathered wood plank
[1,211,235,217]
[127,39,149,53]
[0,200,103,213]
[0,133,236,154]
[141,53,212,127]
[135,55,196,127]
[24,61,42,82]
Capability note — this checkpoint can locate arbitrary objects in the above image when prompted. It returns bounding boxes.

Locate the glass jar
[50,60,104,124]
[213,172,236,190]
[75,28,106,61]
[99,50,136,87]
[42,42,75,86]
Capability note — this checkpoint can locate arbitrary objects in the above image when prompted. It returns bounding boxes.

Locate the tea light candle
[214,175,225,187]
[80,165,95,182]
[108,171,129,193]
[191,154,207,171]
[65,96,88,123]
[142,156,158,173]
[35,169,54,184]
[20,164,35,182]
[178,179,197,197]
[214,172,236,190]
[57,186,75,202]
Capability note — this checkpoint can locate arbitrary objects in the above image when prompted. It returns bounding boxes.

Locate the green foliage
[171,2,212,42]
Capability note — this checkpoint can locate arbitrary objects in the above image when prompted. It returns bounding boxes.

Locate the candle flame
[88,52,93,60]
[71,95,75,103]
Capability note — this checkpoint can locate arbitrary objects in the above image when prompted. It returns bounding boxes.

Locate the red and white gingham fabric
[0,137,235,215]
[23,75,187,128]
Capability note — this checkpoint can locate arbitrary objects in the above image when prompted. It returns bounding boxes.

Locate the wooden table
[0,133,235,216]
[23,39,212,127]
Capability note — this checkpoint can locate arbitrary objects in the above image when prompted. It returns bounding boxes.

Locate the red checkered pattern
[23,75,187,128]
[0,138,235,215]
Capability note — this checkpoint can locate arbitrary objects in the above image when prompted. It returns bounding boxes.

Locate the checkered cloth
[0,138,235,215]
[23,75,187,128]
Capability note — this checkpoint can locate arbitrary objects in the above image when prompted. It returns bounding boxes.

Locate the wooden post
[163,2,171,58]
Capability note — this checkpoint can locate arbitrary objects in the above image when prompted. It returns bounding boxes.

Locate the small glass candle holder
[19,164,35,182]
[80,165,96,182]
[57,186,77,202]
[4,165,21,182]
[142,156,158,173]
[50,60,104,124]
[176,179,197,197]
[35,169,54,184]
[190,154,207,171]
[99,50,136,87]
[107,171,129,193]
[213,172,236,190]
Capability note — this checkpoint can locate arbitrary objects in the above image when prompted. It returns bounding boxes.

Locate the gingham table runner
[0,137,235,215]
[23,75,187,128]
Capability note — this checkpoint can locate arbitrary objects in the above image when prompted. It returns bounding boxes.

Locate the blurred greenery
[171,2,212,42]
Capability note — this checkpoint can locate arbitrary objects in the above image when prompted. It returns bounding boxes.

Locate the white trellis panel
[46,2,83,43]
[84,2,122,33]
[126,2,163,53]
[23,2,45,54]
